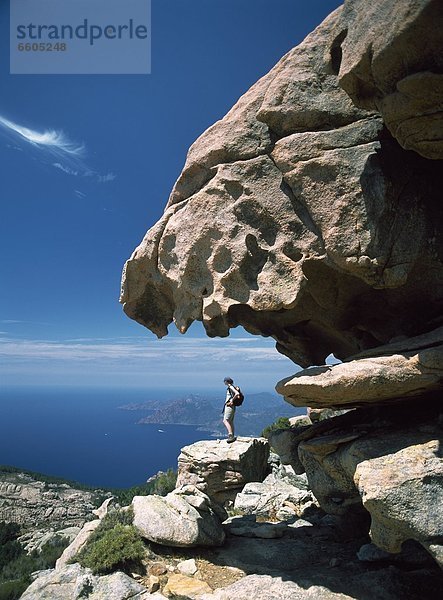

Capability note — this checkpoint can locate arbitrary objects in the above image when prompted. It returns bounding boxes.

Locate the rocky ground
[20,440,443,599]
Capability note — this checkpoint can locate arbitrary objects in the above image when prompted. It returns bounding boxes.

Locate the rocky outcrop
[277,327,443,409]
[120,2,443,370]
[20,563,153,600]
[176,438,270,504]
[18,526,81,555]
[233,473,316,520]
[163,573,212,598]
[119,0,443,582]
[287,402,443,567]
[0,471,99,530]
[55,519,101,569]
[132,485,225,547]
[336,0,443,159]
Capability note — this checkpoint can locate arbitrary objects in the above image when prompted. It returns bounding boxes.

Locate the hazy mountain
[123,392,305,437]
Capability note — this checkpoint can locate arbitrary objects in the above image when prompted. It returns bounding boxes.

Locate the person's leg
[223,406,236,440]
[223,418,233,436]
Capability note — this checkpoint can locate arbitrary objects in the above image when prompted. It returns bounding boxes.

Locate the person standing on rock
[223,377,239,443]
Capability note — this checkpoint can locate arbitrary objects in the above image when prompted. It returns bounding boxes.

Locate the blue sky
[0,0,341,392]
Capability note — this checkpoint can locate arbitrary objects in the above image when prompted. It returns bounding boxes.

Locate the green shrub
[150,469,177,496]
[112,468,177,504]
[0,523,20,546]
[261,416,291,439]
[0,578,30,600]
[76,524,145,575]
[35,535,70,567]
[0,523,69,600]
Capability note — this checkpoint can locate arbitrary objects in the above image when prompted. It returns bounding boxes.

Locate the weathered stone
[176,438,269,504]
[199,574,356,599]
[268,428,306,474]
[298,418,443,566]
[308,408,350,423]
[234,473,315,518]
[19,526,80,555]
[268,453,309,488]
[132,486,225,547]
[337,0,443,159]
[56,519,101,569]
[20,564,149,600]
[149,563,168,576]
[357,541,432,566]
[277,328,443,409]
[92,497,115,519]
[0,471,99,530]
[177,558,198,577]
[121,4,443,369]
[148,575,160,593]
[289,414,312,427]
[163,573,212,599]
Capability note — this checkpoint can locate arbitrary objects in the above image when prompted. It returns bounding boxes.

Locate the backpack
[231,385,244,407]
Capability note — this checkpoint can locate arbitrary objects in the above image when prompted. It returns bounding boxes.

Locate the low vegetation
[111,468,177,504]
[261,416,291,439]
[74,508,145,575]
[0,521,69,600]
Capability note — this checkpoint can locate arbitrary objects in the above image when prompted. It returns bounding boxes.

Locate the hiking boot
[227,435,237,443]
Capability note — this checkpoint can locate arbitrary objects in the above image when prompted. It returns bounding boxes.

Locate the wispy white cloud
[0,335,287,364]
[0,319,24,324]
[74,190,86,199]
[0,113,115,184]
[53,162,79,176]
[0,115,84,156]
[98,173,116,183]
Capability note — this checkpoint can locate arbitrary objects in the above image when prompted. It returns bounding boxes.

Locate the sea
[0,387,212,489]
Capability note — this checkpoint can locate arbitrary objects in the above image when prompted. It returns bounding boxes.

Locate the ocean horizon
[0,386,222,489]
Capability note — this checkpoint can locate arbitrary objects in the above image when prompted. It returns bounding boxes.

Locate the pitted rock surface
[121,3,443,368]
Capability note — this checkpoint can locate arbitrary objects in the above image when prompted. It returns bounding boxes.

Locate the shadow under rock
[196,516,443,600]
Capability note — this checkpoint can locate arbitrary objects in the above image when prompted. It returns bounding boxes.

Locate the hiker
[223,376,240,443]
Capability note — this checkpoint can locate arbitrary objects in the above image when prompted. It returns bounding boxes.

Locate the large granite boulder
[336,0,443,159]
[233,473,315,519]
[296,404,443,567]
[176,438,270,504]
[120,3,443,369]
[20,563,151,600]
[276,327,443,408]
[120,0,443,577]
[55,519,101,569]
[277,327,443,409]
[132,485,225,547]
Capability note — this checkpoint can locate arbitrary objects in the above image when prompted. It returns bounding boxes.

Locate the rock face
[20,563,151,600]
[120,0,443,577]
[132,485,225,547]
[234,473,315,519]
[293,402,443,567]
[277,327,443,409]
[0,471,99,530]
[336,0,443,159]
[55,519,101,569]
[120,2,443,370]
[176,438,270,504]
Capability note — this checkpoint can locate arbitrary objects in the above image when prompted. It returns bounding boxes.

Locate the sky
[0,0,342,392]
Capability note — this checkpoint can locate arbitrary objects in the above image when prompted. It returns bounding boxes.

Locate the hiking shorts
[223,404,235,422]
